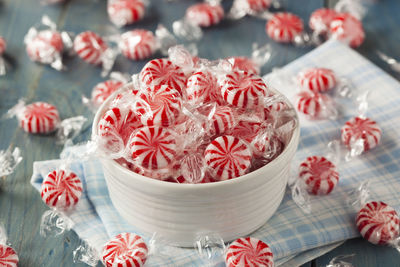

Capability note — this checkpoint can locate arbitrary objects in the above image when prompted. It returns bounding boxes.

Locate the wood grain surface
[0,0,399,266]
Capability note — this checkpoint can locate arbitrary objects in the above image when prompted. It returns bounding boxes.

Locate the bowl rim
[92,82,300,190]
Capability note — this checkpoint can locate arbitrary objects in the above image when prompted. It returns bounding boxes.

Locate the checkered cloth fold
[31,40,400,266]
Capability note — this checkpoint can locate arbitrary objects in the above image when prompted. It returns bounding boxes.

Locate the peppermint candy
[299,156,339,195]
[204,135,252,180]
[0,37,6,55]
[226,56,260,75]
[186,3,225,27]
[298,68,337,93]
[40,169,83,210]
[309,8,338,32]
[134,84,182,127]
[139,58,186,94]
[225,237,273,267]
[102,232,148,267]
[356,201,400,245]
[74,31,108,65]
[231,120,262,144]
[220,71,267,109]
[296,91,334,118]
[330,13,365,48]
[209,106,236,135]
[186,70,219,105]
[246,0,272,12]
[26,30,63,64]
[107,0,146,27]
[0,245,18,267]
[266,12,304,43]
[119,29,157,61]
[92,80,124,107]
[98,106,142,152]
[128,126,177,170]
[341,116,381,152]
[19,102,60,134]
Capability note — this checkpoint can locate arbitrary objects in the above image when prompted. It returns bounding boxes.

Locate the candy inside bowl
[92,59,300,247]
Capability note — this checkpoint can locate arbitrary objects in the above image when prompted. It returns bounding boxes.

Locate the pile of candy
[95,49,296,183]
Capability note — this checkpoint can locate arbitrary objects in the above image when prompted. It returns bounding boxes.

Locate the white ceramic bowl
[92,84,300,247]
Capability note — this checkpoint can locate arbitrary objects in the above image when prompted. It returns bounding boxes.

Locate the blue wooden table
[1,0,400,266]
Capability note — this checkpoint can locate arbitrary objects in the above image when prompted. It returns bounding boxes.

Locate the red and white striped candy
[309,8,338,32]
[98,106,142,151]
[356,201,400,245]
[74,31,108,65]
[186,3,225,27]
[299,156,339,195]
[205,135,252,180]
[330,13,365,48]
[266,12,304,43]
[92,80,124,107]
[140,58,186,94]
[0,36,6,55]
[246,0,272,12]
[26,30,64,64]
[119,29,157,61]
[186,71,218,105]
[0,245,18,267]
[128,126,177,170]
[135,84,182,127]
[226,56,260,75]
[40,169,83,210]
[225,237,273,267]
[220,71,267,109]
[107,0,145,27]
[231,120,262,144]
[19,102,60,134]
[298,68,336,93]
[102,233,148,267]
[210,106,236,135]
[296,91,334,118]
[341,116,381,152]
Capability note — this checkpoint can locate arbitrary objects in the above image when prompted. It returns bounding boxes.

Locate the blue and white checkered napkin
[31,40,400,266]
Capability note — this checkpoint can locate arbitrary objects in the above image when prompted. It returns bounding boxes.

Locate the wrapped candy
[24,16,72,70]
[0,146,23,177]
[107,0,146,28]
[225,237,274,267]
[185,70,220,105]
[341,116,382,155]
[208,106,236,136]
[329,13,365,48]
[74,31,117,77]
[295,91,337,119]
[0,224,19,267]
[172,1,224,41]
[6,100,86,143]
[0,36,6,76]
[297,67,337,93]
[266,12,304,43]
[309,8,338,33]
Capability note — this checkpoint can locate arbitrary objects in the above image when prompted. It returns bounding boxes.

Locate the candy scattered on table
[140,58,186,94]
[185,3,225,27]
[19,102,61,134]
[92,80,124,107]
[296,91,336,119]
[245,0,272,13]
[225,237,274,267]
[119,29,157,61]
[74,31,108,65]
[107,0,146,27]
[266,12,304,43]
[204,135,252,180]
[330,13,365,48]
[220,70,267,109]
[341,116,382,152]
[356,201,400,245]
[299,156,339,195]
[40,169,83,210]
[102,233,148,267]
[309,8,338,32]
[298,68,337,93]
[0,244,19,267]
